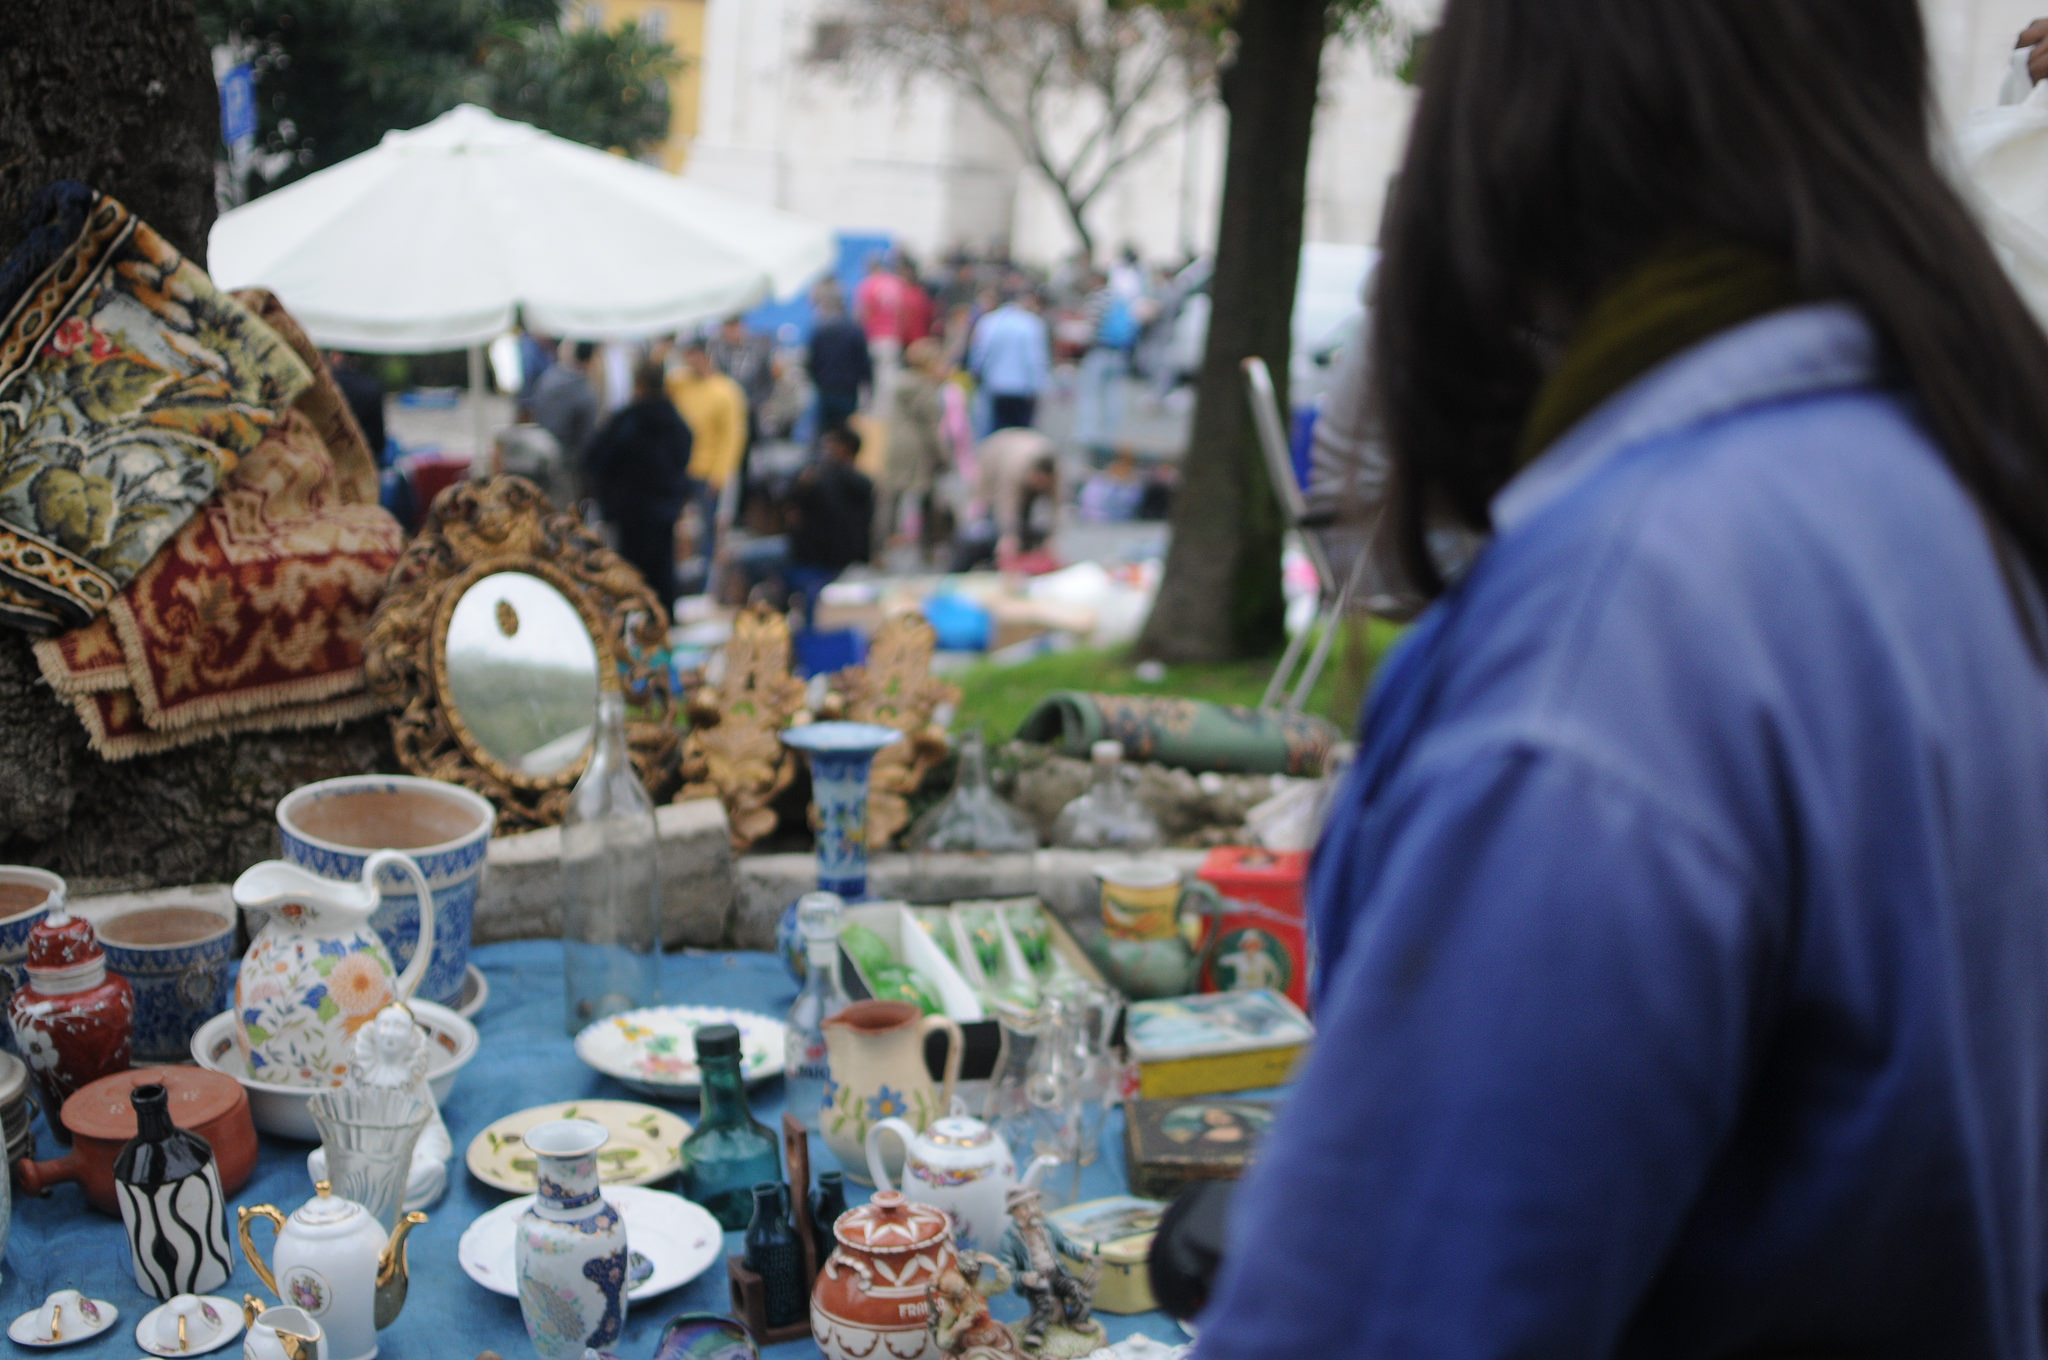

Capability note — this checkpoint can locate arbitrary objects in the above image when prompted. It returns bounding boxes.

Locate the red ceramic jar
[15,1066,256,1215]
[811,1189,957,1360]
[8,911,133,1144]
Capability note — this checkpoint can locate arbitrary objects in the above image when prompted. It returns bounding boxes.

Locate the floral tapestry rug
[33,406,404,759]
[0,181,311,634]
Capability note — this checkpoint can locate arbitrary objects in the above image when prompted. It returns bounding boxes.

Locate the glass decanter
[982,1000,1044,1164]
[784,891,852,1133]
[1051,740,1161,851]
[561,690,662,1034]
[679,1025,782,1229]
[1023,993,1088,1211]
[1051,977,1124,1166]
[904,729,1039,853]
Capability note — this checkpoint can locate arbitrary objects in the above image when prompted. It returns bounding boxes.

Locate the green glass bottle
[678,1024,781,1229]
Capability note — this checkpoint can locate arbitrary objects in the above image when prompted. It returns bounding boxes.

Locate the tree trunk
[1135,0,1327,663]
[0,0,220,266]
[0,1,400,894]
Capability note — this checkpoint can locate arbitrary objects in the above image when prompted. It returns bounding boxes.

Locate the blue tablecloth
[4,941,1190,1358]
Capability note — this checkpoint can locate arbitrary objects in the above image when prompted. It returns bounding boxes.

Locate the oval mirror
[443,571,601,778]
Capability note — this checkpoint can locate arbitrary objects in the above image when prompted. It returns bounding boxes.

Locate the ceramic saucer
[465,1099,691,1194]
[572,1004,786,1099]
[135,1295,242,1357]
[453,964,489,1019]
[457,1185,723,1301]
[10,1292,118,1347]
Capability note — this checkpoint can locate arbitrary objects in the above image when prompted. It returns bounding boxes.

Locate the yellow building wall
[576,0,705,174]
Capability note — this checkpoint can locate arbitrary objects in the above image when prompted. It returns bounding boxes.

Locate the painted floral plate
[457,1186,722,1301]
[572,1005,786,1099]
[465,1099,691,1194]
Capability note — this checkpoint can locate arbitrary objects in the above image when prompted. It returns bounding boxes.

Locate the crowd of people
[457,240,1191,618]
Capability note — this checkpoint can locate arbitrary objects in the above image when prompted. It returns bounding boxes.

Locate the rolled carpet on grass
[1015,690,1341,777]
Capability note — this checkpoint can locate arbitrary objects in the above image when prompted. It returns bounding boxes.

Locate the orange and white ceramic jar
[811,1189,957,1360]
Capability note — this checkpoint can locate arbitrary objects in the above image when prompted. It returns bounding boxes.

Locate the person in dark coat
[584,358,695,606]
[325,351,387,462]
[785,423,874,623]
[805,287,873,437]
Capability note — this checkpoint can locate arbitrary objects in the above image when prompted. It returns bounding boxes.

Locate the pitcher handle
[237,1204,286,1301]
[917,1013,966,1109]
[365,850,436,1005]
[863,1116,918,1191]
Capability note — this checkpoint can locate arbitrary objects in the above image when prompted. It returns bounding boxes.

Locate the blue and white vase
[781,723,903,902]
[516,1119,627,1360]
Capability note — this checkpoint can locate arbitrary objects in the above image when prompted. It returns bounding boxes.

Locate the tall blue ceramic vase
[777,723,902,979]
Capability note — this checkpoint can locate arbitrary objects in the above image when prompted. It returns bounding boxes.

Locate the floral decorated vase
[781,723,902,901]
[276,776,496,1011]
[231,852,434,1087]
[516,1118,629,1360]
[8,909,134,1138]
[811,1189,957,1360]
[820,1000,964,1186]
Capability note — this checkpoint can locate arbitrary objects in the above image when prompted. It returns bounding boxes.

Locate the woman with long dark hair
[1191,3,2048,1356]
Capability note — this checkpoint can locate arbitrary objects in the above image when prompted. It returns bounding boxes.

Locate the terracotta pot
[811,1189,957,1360]
[14,1066,256,1216]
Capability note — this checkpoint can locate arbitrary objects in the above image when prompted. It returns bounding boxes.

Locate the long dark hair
[1375,0,2048,616]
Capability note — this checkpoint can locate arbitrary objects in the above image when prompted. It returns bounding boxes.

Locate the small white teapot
[237,1182,424,1360]
[865,1097,1056,1253]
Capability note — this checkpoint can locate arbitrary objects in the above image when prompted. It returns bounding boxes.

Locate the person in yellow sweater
[666,338,748,568]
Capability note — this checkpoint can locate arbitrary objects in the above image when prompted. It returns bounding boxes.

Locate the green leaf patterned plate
[464,1099,691,1194]
[572,1004,786,1099]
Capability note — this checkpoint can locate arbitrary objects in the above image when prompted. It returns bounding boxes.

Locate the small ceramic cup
[0,868,61,1057]
[242,1302,323,1360]
[275,776,495,1010]
[96,901,236,1066]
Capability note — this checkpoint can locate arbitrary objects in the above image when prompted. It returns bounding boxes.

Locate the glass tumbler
[307,1087,432,1232]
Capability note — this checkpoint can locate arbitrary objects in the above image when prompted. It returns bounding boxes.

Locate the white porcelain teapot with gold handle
[865,1097,1057,1253]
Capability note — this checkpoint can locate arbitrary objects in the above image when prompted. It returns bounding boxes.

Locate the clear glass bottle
[1051,740,1162,851]
[561,690,662,1034]
[810,1169,848,1266]
[905,729,1040,853]
[679,1025,782,1230]
[1024,994,1088,1211]
[982,1000,1044,1165]
[743,1180,808,1327]
[784,892,852,1133]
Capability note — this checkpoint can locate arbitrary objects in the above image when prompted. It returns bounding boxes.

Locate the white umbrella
[208,104,833,450]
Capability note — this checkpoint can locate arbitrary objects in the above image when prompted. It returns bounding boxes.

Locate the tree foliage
[845,0,1222,257]
[193,0,680,194]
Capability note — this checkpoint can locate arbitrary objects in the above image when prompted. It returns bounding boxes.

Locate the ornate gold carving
[677,602,810,850]
[820,613,958,849]
[363,476,678,832]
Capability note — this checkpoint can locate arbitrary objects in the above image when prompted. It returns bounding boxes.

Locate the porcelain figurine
[240,1299,325,1360]
[820,1000,964,1185]
[867,1097,1059,1253]
[237,1182,425,1360]
[114,1082,234,1299]
[7,910,135,1135]
[7,1291,117,1348]
[515,1119,629,1360]
[994,1186,1103,1358]
[306,1006,452,1211]
[230,852,434,1087]
[812,1189,958,1360]
[929,1253,1024,1359]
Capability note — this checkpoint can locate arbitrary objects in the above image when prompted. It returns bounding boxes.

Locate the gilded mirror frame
[364,477,680,831]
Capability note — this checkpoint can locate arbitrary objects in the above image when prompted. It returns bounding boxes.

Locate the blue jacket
[969,304,1051,398]
[1194,305,2048,1359]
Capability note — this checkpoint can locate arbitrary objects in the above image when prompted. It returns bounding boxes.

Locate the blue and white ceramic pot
[94,900,236,1065]
[781,723,902,902]
[0,868,61,1058]
[275,776,495,1010]
[516,1119,628,1360]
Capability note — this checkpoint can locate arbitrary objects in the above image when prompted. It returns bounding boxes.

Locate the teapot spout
[375,1211,428,1329]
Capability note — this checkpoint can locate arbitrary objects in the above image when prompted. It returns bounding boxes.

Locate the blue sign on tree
[220,64,257,148]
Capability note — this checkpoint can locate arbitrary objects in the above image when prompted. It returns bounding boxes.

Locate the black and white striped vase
[112,1082,234,1299]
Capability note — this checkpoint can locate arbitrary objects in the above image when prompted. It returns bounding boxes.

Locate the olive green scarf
[1518,239,1805,463]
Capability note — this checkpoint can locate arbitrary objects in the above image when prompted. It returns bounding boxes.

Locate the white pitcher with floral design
[231,852,434,1087]
[820,999,963,1186]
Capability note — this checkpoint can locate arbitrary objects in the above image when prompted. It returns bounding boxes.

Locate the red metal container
[1196,847,1311,1011]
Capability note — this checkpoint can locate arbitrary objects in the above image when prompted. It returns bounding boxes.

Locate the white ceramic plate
[189,1001,478,1140]
[465,1099,692,1194]
[572,1005,785,1099]
[457,1186,723,1301]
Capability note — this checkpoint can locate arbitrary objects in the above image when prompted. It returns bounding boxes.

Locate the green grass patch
[950,619,1406,741]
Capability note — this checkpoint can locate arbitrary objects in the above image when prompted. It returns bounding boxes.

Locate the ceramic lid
[292,1181,368,1229]
[833,1189,951,1253]
[59,1067,246,1142]
[23,910,101,972]
[921,1115,993,1150]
